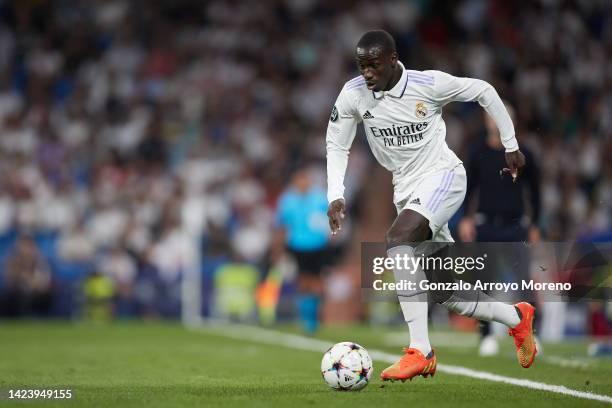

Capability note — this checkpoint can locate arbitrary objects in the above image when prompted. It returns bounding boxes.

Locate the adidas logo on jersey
[363,111,374,119]
[410,198,421,205]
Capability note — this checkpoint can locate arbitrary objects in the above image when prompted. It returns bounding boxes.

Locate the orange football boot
[380,348,436,382]
[508,302,537,368]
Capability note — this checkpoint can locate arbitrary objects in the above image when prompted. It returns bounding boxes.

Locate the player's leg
[433,249,536,368]
[381,167,464,381]
[381,209,437,381]
[435,222,537,367]
[441,292,536,367]
[385,210,432,357]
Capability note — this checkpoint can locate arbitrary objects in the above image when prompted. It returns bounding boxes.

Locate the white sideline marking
[540,355,592,369]
[187,321,612,404]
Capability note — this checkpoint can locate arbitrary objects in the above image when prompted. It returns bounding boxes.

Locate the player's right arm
[326,86,360,235]
[427,70,525,181]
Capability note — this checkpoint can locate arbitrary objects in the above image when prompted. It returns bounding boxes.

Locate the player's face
[356,47,396,91]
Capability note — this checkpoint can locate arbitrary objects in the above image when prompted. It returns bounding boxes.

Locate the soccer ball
[321,342,373,391]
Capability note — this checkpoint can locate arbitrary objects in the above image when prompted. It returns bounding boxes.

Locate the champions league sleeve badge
[330,105,338,122]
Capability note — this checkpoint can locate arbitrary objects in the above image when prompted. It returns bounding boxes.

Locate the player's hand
[458,217,476,242]
[503,150,526,183]
[327,198,346,235]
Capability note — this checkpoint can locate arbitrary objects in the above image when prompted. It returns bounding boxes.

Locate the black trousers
[476,222,529,337]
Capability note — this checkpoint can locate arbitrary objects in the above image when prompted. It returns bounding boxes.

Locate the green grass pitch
[0,322,610,407]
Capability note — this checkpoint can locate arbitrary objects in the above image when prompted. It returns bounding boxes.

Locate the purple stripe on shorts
[432,170,456,212]
[426,170,451,211]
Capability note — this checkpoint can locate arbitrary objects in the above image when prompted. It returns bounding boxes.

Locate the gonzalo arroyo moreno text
[370,254,572,292]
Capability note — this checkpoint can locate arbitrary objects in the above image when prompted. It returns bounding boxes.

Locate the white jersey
[326,61,518,204]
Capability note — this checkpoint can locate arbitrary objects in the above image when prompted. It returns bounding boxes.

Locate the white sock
[400,300,432,355]
[388,245,432,355]
[442,291,520,328]
[486,302,521,328]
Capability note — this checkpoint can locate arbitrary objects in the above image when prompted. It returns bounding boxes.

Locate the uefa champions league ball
[321,342,373,391]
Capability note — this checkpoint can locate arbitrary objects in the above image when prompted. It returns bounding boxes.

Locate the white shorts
[394,164,467,242]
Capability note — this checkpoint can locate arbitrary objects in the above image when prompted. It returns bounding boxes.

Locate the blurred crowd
[0,0,610,323]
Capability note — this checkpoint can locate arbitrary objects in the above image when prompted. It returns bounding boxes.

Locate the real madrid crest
[415,102,428,119]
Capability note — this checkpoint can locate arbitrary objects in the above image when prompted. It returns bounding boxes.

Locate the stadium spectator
[0,235,52,317]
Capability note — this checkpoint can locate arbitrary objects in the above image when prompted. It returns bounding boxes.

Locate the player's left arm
[427,70,525,181]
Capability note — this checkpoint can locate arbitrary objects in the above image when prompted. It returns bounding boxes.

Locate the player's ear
[390,51,398,66]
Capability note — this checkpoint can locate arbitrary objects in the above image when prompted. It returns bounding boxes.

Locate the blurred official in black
[459,103,541,356]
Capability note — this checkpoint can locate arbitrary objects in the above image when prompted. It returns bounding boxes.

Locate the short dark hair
[356,30,396,54]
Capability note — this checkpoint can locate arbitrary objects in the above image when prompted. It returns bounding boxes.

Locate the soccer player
[326,30,537,381]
